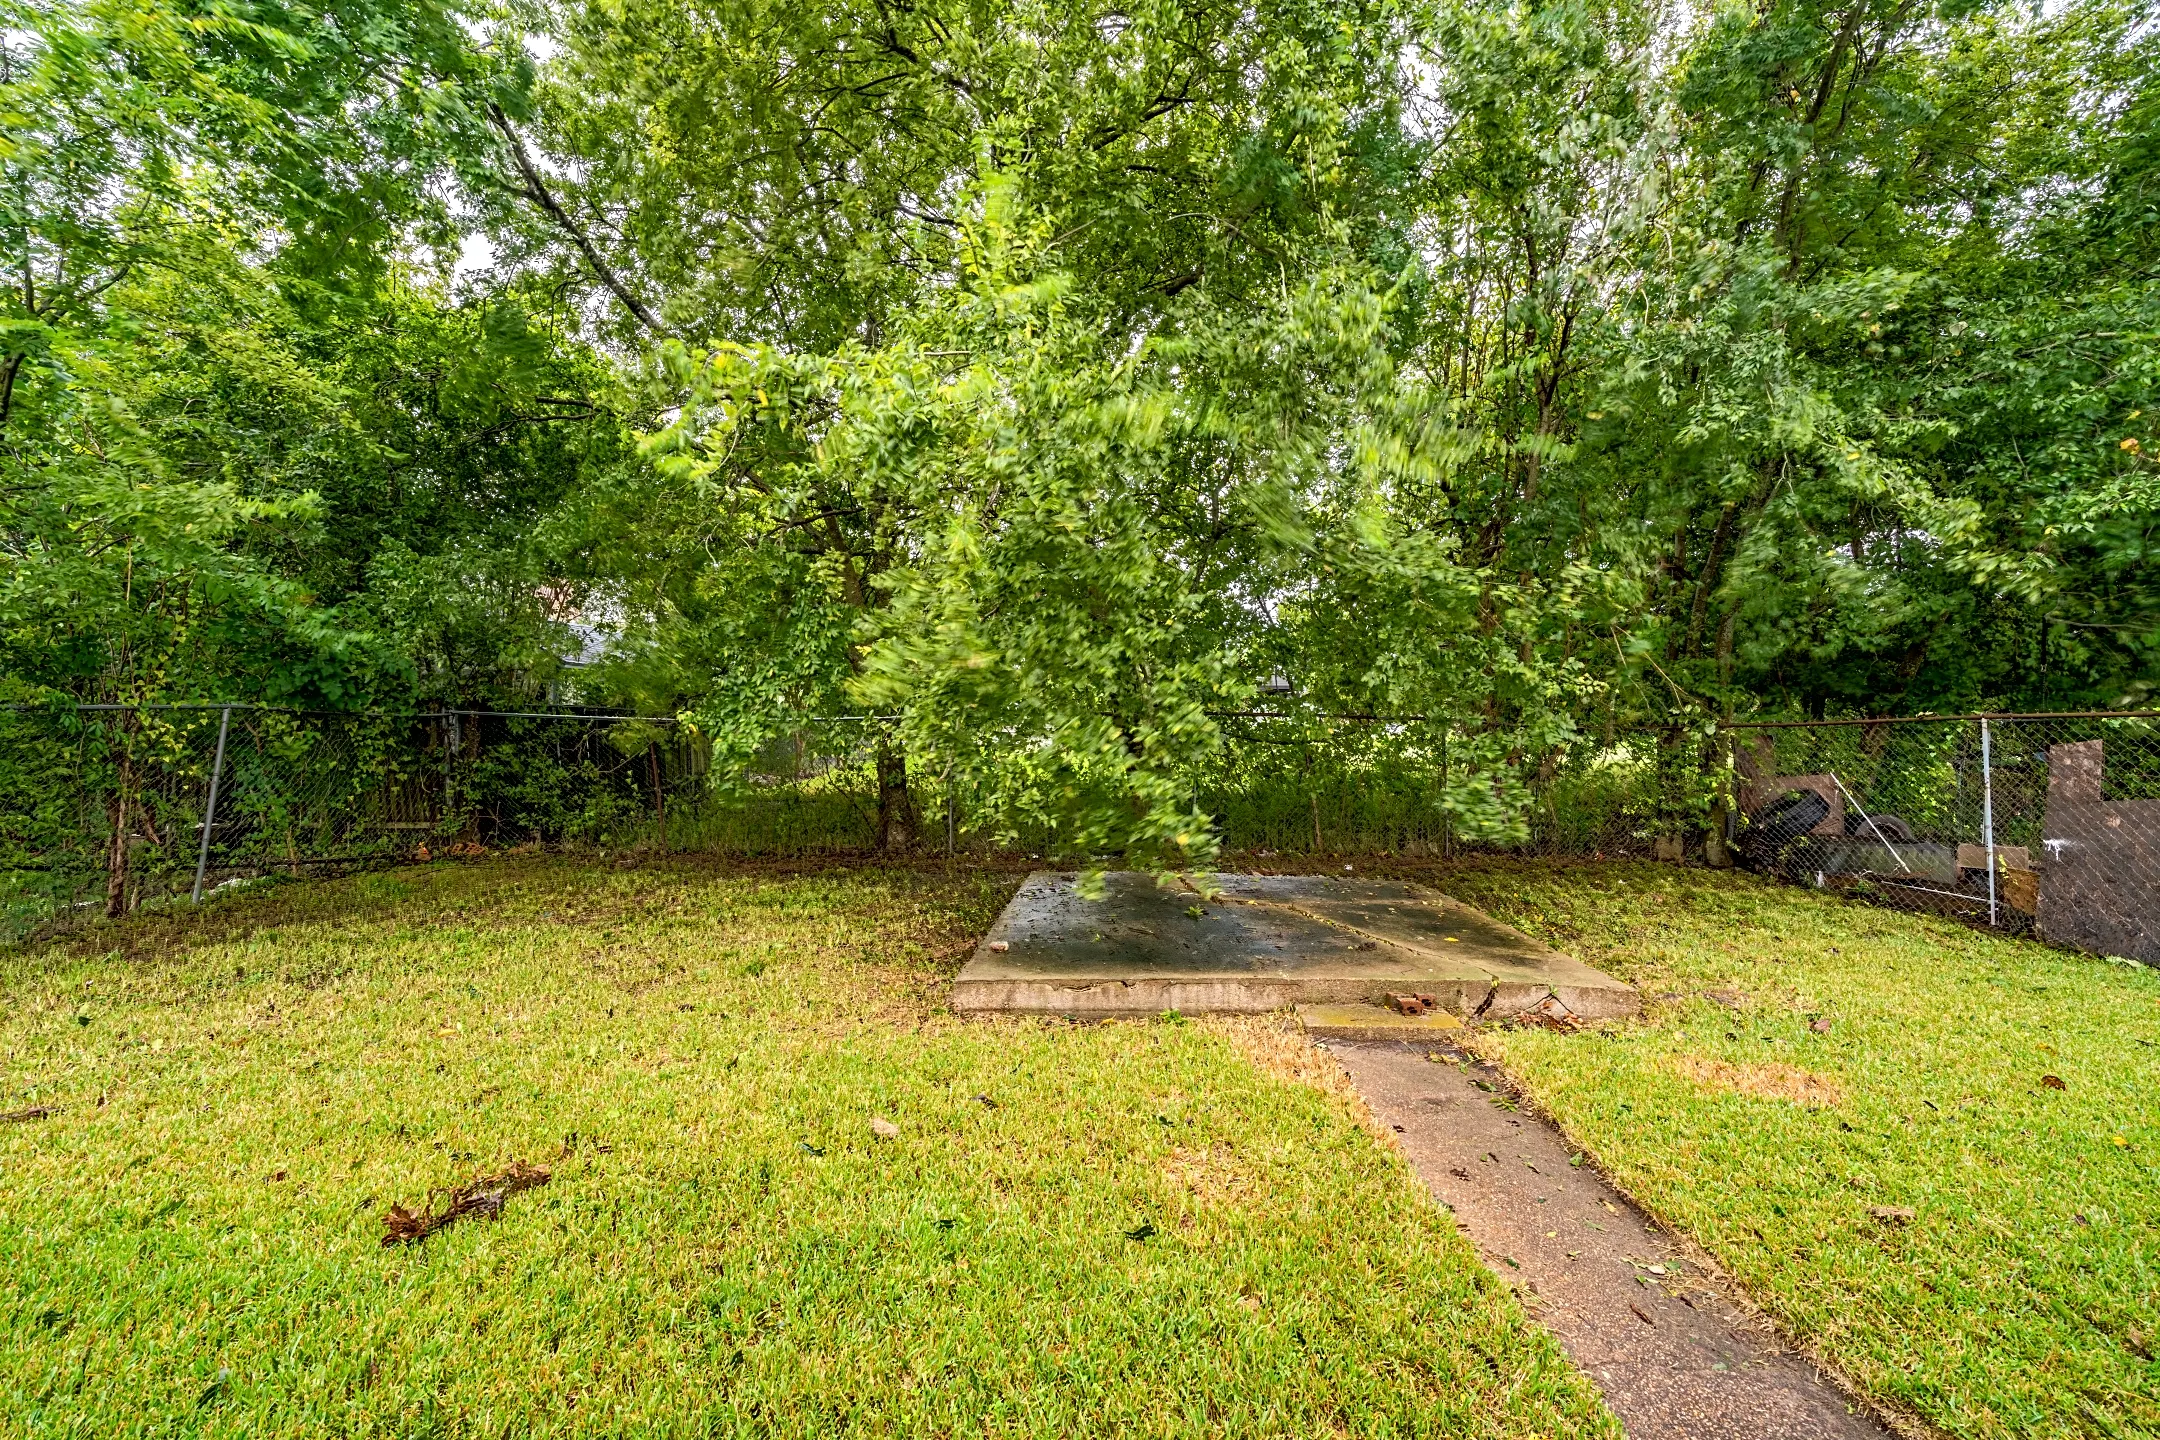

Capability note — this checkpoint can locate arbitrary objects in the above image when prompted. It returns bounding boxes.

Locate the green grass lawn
[1422,859,2160,1440]
[0,858,1613,1439]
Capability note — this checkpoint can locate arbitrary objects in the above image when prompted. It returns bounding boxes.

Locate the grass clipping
[382,1161,552,1246]
[1669,1055,1842,1108]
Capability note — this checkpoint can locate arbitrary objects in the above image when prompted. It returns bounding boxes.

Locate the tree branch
[0,351,22,431]
[488,104,671,337]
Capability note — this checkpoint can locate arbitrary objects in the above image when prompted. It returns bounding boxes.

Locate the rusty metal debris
[381,1160,551,1246]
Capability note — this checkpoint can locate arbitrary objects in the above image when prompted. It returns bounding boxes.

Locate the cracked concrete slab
[1324,1038,1895,1440]
[951,871,1637,1019]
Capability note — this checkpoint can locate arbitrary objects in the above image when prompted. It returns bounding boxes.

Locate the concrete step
[1297,1002,1466,1040]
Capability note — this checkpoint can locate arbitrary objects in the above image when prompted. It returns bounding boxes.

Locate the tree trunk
[1653,724,1689,863]
[104,788,130,918]
[1703,733,1736,869]
[875,743,918,853]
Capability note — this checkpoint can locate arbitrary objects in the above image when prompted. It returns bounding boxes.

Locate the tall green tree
[0,0,548,709]
[507,0,1480,853]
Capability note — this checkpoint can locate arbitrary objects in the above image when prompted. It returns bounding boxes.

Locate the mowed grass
[1419,860,2160,1440]
[0,858,1615,1439]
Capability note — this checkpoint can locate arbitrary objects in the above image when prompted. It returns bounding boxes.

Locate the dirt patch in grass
[1670,1054,1843,1108]
[1159,1144,1252,1211]
[1201,1013,1396,1141]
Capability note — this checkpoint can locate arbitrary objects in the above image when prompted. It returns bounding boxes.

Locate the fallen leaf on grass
[1868,1205,1915,1226]
[1808,1017,1834,1033]
[2127,1326,2151,1361]
[870,1116,900,1140]
[381,1161,552,1247]
[2041,1074,2066,1091]
[1515,995,1583,1033]
[1671,1054,1842,1108]
[1124,1222,1156,1241]
[1,1105,58,1123]
[973,1093,998,1108]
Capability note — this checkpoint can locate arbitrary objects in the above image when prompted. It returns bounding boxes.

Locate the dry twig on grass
[381,1161,552,1246]
[1,1105,58,1123]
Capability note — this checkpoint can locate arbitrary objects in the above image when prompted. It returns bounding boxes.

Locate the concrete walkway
[1324,1039,1895,1440]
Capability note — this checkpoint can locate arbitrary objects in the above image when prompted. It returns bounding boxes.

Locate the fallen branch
[381,1160,551,1246]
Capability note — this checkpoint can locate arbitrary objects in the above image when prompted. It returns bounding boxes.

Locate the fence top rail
[1720,710,2160,729]
[10,702,2155,729]
[1213,709,2160,728]
[1,703,671,721]
[1,704,910,723]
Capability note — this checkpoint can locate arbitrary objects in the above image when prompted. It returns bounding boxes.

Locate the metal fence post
[445,710,461,822]
[1440,726,1451,860]
[1980,717,1998,927]
[192,705,233,903]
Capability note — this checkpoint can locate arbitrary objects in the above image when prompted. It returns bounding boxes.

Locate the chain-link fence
[0,706,714,939]
[6,703,2152,966]
[0,704,963,941]
[1728,713,2160,963]
[0,701,1729,941]
[1200,714,1712,859]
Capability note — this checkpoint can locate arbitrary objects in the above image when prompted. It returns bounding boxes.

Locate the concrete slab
[952,872,1638,1020]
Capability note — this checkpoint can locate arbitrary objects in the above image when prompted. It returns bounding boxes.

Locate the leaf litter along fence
[2,703,2153,967]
